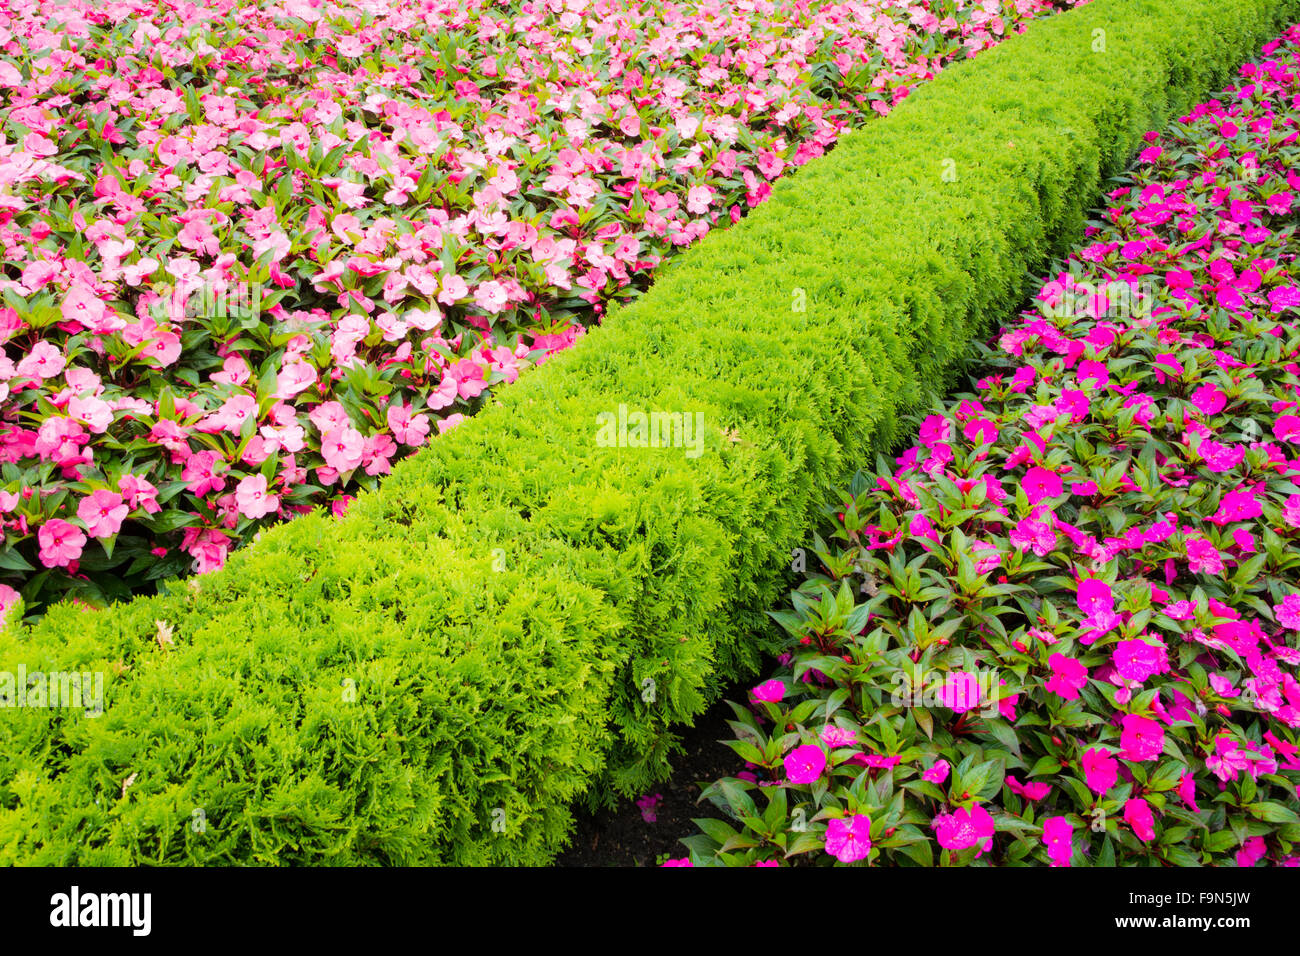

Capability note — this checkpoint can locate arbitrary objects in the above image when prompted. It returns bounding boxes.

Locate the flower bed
[1,0,1292,867]
[0,0,1089,616]
[678,26,1300,866]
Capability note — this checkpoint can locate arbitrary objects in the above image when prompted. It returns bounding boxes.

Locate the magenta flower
[1123,798,1157,842]
[1045,653,1088,700]
[1081,747,1118,795]
[751,679,785,703]
[1009,517,1056,556]
[824,814,873,863]
[933,805,995,856]
[937,671,983,714]
[1236,837,1267,868]
[1119,714,1165,761]
[1112,638,1169,683]
[1022,466,1063,504]
[783,745,827,785]
[922,759,951,784]
[1275,594,1300,629]
[1042,816,1074,867]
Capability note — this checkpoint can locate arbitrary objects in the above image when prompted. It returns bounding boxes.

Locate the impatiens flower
[76,490,128,539]
[819,724,857,748]
[1009,517,1056,556]
[37,519,86,568]
[752,679,785,703]
[1042,816,1074,867]
[1006,776,1051,801]
[1177,773,1201,813]
[0,583,19,624]
[1236,836,1267,868]
[783,745,826,785]
[1081,747,1118,795]
[1112,638,1169,683]
[235,474,280,521]
[922,759,950,784]
[1046,653,1089,700]
[937,671,983,714]
[933,805,995,856]
[1275,594,1300,629]
[1123,798,1157,842]
[1022,466,1063,504]
[824,814,872,863]
[1119,714,1165,761]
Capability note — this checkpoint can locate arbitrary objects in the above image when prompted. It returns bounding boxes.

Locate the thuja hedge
[3,0,1298,865]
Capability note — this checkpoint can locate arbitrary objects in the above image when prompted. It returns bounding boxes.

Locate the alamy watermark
[148,280,262,322]
[595,404,705,458]
[0,666,104,717]
[890,667,1002,719]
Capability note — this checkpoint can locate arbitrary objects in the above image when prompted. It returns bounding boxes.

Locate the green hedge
[3,0,1297,865]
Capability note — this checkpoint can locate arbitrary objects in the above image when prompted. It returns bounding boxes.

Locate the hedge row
[4,0,1298,865]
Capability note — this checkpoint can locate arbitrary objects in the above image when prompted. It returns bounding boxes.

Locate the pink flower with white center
[37,519,86,568]
[686,185,713,215]
[321,426,365,473]
[235,474,279,520]
[16,341,66,380]
[386,403,431,447]
[76,489,129,538]
[61,284,117,331]
[752,679,785,703]
[473,280,510,313]
[825,814,872,863]
[437,274,469,305]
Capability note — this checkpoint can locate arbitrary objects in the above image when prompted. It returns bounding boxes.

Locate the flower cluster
[0,0,1088,615]
[675,25,1300,867]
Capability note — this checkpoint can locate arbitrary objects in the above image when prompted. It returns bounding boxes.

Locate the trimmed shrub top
[2,0,1296,866]
[679,25,1300,867]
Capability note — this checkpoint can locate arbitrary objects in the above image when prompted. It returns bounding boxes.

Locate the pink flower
[1123,798,1157,842]
[1042,816,1074,866]
[76,490,128,539]
[1119,714,1165,761]
[783,745,826,785]
[235,474,280,520]
[1081,747,1118,795]
[1009,517,1056,556]
[661,858,693,867]
[937,671,983,714]
[922,759,950,784]
[1186,538,1224,575]
[1112,638,1169,683]
[37,519,86,568]
[824,814,872,863]
[1046,653,1088,700]
[1006,776,1051,801]
[819,724,857,748]
[751,679,785,703]
[0,583,19,624]
[1275,594,1300,629]
[321,426,365,473]
[1236,836,1267,868]
[386,403,431,446]
[933,805,995,855]
[1022,466,1063,504]
[1177,773,1201,813]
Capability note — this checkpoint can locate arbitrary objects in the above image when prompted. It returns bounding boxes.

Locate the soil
[555,690,749,867]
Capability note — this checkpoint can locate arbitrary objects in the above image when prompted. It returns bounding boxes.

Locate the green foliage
[3,0,1298,865]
